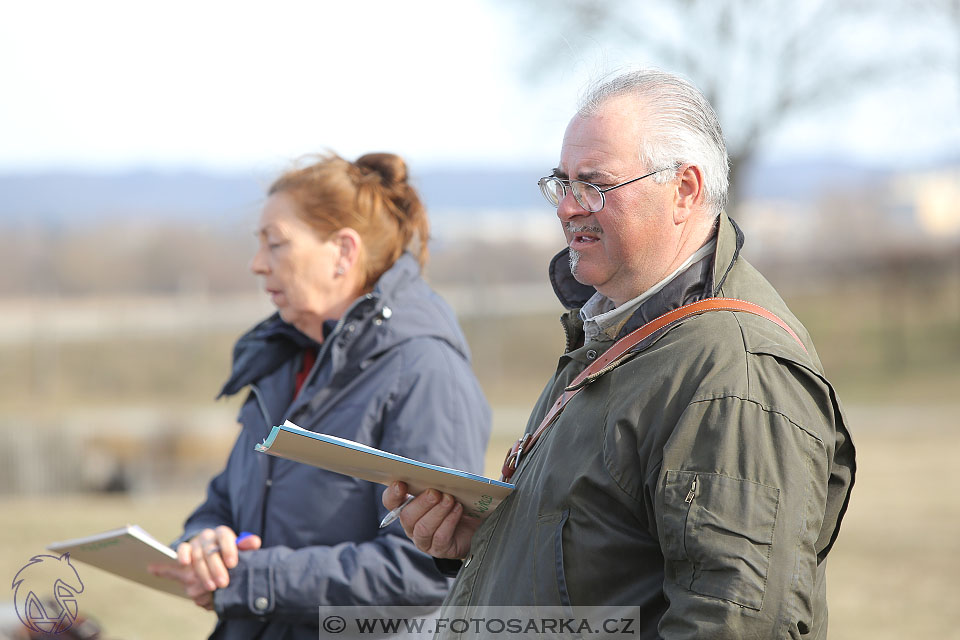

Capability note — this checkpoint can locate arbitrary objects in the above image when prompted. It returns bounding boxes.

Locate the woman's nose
[250,246,269,275]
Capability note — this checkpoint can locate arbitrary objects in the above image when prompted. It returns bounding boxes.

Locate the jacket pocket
[533,510,572,610]
[661,470,779,610]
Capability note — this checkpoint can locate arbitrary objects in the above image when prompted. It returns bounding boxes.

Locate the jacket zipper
[250,383,275,540]
[249,293,379,539]
[560,313,578,353]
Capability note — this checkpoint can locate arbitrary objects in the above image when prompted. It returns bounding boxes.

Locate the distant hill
[739,157,892,201]
[0,155,954,297]
[0,167,552,227]
[0,171,265,227]
[0,156,916,227]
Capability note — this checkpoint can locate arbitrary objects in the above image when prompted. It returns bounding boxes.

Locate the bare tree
[503,0,954,209]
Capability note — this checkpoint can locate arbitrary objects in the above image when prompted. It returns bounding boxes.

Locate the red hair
[269,152,429,290]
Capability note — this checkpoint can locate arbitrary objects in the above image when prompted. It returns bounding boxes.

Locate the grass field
[1,283,958,638]
[2,404,959,639]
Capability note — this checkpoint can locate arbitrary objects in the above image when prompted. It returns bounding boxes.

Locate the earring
[336,265,345,276]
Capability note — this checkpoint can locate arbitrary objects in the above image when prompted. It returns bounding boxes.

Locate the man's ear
[674,164,704,223]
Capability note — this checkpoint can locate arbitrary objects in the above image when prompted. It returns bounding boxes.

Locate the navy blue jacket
[178,253,492,639]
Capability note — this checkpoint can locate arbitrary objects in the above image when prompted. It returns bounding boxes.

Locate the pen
[379,494,415,528]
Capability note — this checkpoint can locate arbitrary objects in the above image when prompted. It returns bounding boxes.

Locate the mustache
[565,223,603,234]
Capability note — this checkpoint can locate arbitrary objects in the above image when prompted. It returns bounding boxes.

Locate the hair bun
[355,152,407,186]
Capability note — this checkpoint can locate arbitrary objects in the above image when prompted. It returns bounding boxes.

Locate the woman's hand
[149,525,262,609]
[382,482,480,560]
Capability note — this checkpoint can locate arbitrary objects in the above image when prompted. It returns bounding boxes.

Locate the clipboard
[255,421,514,519]
[47,525,188,599]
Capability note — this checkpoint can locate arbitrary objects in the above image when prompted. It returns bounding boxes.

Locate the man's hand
[148,525,262,609]
[383,482,480,559]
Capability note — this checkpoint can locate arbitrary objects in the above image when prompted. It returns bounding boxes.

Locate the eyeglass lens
[572,182,603,211]
[540,178,564,206]
[540,178,604,212]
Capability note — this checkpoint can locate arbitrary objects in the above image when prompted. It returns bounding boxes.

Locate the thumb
[383,481,409,509]
[237,534,262,551]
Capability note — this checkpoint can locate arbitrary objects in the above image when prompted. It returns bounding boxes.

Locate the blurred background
[1,0,958,638]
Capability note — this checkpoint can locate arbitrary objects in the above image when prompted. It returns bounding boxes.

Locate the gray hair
[578,69,730,216]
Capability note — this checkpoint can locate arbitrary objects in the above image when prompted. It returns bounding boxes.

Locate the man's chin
[569,250,598,286]
[568,248,581,277]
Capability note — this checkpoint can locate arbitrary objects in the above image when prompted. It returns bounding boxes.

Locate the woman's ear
[674,164,704,224]
[333,227,363,276]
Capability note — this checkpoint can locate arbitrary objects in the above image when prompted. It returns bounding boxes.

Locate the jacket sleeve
[652,385,836,639]
[214,338,492,620]
[212,501,449,621]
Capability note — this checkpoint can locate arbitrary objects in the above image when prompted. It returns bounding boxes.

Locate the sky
[1,0,958,175]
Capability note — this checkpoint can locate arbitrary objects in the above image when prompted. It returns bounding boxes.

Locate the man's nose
[557,189,587,222]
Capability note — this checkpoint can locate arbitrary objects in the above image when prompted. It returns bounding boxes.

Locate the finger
[202,540,231,589]
[429,502,466,557]
[179,563,213,598]
[382,482,410,510]
[189,580,215,604]
[177,542,192,567]
[409,493,459,553]
[190,537,218,592]
[214,526,239,570]
[397,489,443,538]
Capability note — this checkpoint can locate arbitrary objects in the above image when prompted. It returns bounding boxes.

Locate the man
[384,69,856,638]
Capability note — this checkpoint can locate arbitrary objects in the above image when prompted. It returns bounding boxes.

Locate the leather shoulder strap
[501,298,806,480]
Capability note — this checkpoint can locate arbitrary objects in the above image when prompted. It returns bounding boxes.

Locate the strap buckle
[500,433,530,481]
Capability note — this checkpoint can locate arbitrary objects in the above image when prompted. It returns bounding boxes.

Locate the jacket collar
[712,211,745,295]
[548,249,597,310]
[548,213,745,339]
[217,313,316,397]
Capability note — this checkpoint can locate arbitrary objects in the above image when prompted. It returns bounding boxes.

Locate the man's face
[555,96,677,306]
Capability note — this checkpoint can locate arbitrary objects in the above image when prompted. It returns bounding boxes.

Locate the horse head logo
[11,553,85,634]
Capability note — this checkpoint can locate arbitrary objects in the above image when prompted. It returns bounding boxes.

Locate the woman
[151,152,491,639]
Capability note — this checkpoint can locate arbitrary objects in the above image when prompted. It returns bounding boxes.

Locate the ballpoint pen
[379,494,416,528]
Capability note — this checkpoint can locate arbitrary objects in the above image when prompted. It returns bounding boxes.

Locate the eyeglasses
[538,167,672,213]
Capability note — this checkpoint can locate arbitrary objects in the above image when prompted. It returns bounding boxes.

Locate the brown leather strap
[500,297,806,481]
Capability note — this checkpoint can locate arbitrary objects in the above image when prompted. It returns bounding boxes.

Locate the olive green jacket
[442,215,856,639]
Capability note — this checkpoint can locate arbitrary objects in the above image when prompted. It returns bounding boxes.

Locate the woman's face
[250,192,355,339]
